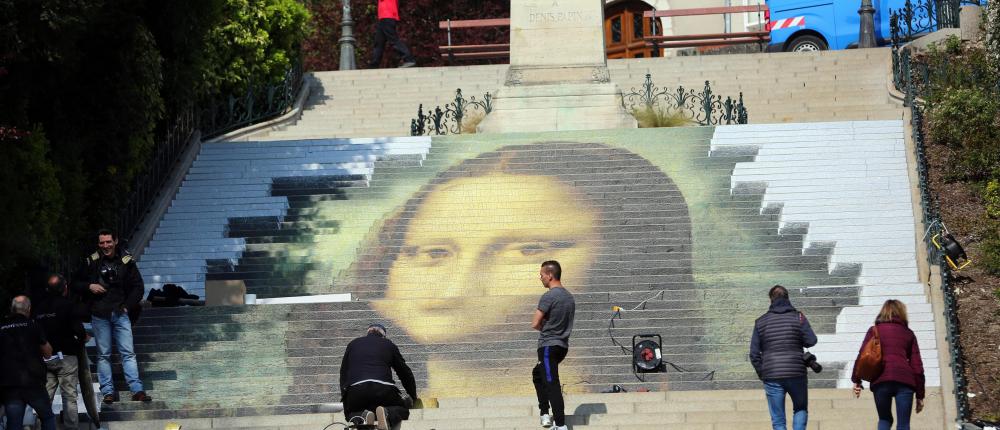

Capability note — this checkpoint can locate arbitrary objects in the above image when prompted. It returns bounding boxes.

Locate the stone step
[103,388,947,429]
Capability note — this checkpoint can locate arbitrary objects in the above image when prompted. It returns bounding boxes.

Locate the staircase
[256,49,901,140]
[106,389,949,430]
[116,121,942,425]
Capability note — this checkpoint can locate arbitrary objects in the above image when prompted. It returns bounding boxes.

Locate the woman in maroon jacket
[852,299,926,430]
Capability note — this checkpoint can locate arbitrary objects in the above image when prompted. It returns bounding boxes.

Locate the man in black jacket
[339,323,417,430]
[1,296,57,430]
[749,285,818,430]
[72,229,151,404]
[34,274,87,429]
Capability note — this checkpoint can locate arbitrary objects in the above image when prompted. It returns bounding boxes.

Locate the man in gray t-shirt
[531,261,575,430]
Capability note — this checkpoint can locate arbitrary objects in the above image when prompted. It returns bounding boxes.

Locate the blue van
[767,0,913,51]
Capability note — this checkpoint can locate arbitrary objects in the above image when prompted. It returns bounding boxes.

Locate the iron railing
[200,59,305,138]
[621,75,748,126]
[891,0,982,41]
[891,12,972,422]
[117,61,305,243]
[411,89,493,136]
[410,76,747,135]
[116,107,197,244]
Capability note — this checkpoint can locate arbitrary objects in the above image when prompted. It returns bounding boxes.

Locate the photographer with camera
[749,285,819,430]
[72,229,151,404]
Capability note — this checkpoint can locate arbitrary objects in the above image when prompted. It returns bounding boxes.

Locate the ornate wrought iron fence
[116,107,197,244]
[118,60,305,243]
[410,89,493,136]
[891,12,973,422]
[891,0,981,40]
[200,59,305,138]
[411,77,747,135]
[621,74,747,125]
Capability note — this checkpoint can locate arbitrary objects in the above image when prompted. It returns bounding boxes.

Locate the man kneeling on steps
[340,323,418,430]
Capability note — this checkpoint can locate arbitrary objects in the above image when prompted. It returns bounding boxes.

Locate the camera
[99,263,119,285]
[803,352,823,373]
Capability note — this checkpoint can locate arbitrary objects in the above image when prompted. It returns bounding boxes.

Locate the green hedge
[923,22,1000,278]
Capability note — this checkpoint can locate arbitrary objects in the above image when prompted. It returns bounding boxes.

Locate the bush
[0,126,64,295]
[204,0,310,96]
[981,226,1000,276]
[986,180,1000,219]
[632,106,694,128]
[926,88,1000,180]
[986,2,1000,73]
[461,111,486,134]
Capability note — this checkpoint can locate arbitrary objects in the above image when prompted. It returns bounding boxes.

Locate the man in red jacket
[369,0,416,68]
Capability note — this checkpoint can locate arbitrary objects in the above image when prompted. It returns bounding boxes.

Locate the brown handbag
[856,326,884,382]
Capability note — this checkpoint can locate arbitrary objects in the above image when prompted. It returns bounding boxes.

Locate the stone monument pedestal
[479,72,635,133]
[476,0,636,133]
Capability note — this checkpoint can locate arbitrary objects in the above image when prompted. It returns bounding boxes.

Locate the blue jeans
[92,311,144,395]
[763,376,809,430]
[872,381,914,430]
[3,386,56,430]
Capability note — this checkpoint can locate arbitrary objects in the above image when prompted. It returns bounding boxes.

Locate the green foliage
[981,226,1000,276]
[986,180,1000,219]
[632,106,694,128]
[0,0,311,288]
[204,0,310,96]
[924,38,996,108]
[926,88,1000,180]
[143,0,226,115]
[986,2,1000,73]
[0,126,64,293]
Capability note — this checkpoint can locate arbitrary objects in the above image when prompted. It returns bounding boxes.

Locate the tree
[0,126,64,297]
[0,0,312,293]
[204,0,311,96]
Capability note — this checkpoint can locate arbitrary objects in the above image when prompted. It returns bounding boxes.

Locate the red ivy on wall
[303,0,510,71]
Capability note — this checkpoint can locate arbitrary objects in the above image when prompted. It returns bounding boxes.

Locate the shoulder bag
[856,325,884,382]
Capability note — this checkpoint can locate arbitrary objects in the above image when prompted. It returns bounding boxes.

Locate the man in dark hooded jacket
[34,274,87,429]
[749,285,818,430]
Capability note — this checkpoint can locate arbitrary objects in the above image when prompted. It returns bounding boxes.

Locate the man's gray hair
[11,295,31,316]
[367,323,387,337]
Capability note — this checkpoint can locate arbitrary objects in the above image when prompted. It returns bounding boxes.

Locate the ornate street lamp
[338,0,357,70]
[859,0,877,48]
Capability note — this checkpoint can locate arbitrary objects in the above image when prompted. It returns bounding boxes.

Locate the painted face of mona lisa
[374,172,596,343]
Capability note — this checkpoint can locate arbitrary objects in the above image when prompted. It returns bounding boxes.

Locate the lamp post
[338,0,357,70]
[858,0,877,48]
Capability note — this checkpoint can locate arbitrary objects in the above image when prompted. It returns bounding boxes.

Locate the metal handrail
[117,60,305,244]
[890,11,975,422]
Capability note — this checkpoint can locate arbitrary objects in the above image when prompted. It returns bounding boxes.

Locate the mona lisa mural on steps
[209,128,861,398]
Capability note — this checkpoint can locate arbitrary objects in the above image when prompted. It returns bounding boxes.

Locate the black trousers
[532,345,568,426]
[343,382,409,427]
[369,18,415,68]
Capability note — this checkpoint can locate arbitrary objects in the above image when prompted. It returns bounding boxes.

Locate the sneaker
[348,415,366,426]
[131,391,153,402]
[362,410,376,426]
[375,406,389,430]
[552,426,568,430]
[102,394,115,405]
[540,413,553,427]
[399,61,416,68]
